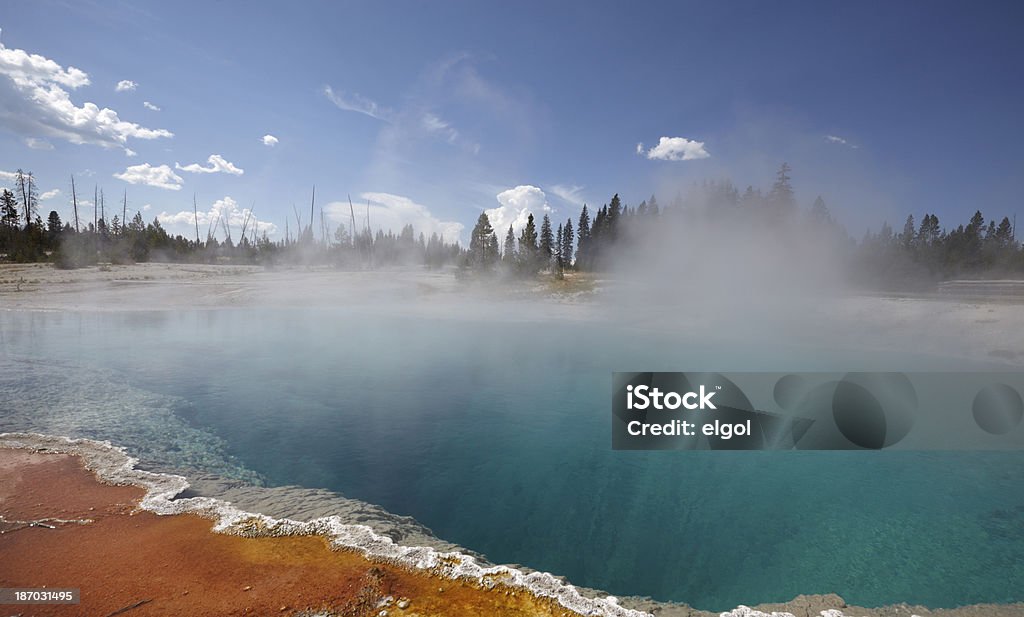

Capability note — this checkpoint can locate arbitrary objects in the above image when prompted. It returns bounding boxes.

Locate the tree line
[466,162,1022,287]
[2,166,1022,287]
[0,171,463,269]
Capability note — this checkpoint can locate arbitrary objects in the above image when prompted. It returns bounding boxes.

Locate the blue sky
[2,0,1022,242]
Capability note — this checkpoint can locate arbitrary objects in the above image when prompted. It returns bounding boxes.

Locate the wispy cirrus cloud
[323,83,475,153]
[143,100,160,111]
[323,86,393,122]
[548,184,587,208]
[422,112,458,144]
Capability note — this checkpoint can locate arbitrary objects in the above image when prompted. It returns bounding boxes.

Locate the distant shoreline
[2,262,1024,368]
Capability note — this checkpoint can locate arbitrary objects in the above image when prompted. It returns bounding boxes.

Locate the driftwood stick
[105,598,152,616]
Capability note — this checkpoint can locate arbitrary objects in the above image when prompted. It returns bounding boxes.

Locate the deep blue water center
[2,308,1022,610]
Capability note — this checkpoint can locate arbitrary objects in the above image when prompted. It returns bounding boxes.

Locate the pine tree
[469,212,496,268]
[591,205,608,267]
[555,223,564,271]
[917,214,941,246]
[488,232,499,266]
[333,223,350,245]
[561,218,574,267]
[539,213,554,270]
[576,205,591,270]
[131,211,145,233]
[767,163,795,219]
[995,217,1014,248]
[503,224,516,265]
[901,214,915,249]
[518,213,538,273]
[809,196,832,225]
[0,189,19,230]
[47,211,62,234]
[607,194,621,242]
[647,194,659,217]
[967,210,985,237]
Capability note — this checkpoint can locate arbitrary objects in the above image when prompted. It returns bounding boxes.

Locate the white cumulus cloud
[113,163,183,191]
[175,154,244,175]
[115,80,137,92]
[39,188,61,200]
[325,192,464,243]
[485,185,552,236]
[143,101,160,111]
[640,136,710,161]
[0,41,172,150]
[158,196,277,239]
[261,134,278,146]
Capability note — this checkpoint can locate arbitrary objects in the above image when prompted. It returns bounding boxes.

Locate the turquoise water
[1,308,1022,610]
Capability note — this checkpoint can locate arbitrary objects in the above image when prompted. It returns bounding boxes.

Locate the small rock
[397,598,410,609]
[242,585,252,591]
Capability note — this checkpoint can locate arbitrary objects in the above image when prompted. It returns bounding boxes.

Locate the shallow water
[1,308,1022,610]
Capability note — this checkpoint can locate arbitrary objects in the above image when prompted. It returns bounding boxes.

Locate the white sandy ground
[3,264,1024,617]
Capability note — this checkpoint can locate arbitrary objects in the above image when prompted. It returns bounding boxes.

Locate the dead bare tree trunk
[348,194,357,249]
[70,175,79,233]
[292,204,302,237]
[193,194,201,245]
[309,185,316,240]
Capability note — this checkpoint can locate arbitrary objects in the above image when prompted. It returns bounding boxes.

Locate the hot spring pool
[1,308,1022,610]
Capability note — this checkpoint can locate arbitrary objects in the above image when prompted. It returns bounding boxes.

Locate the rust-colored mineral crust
[0,447,585,617]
